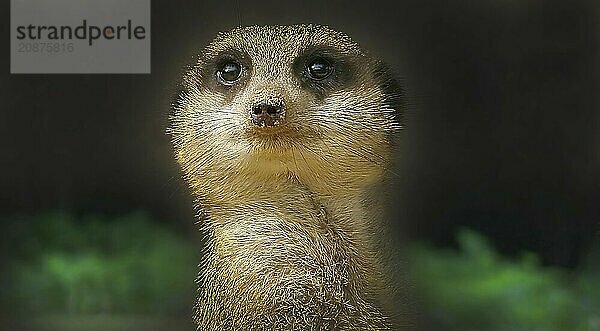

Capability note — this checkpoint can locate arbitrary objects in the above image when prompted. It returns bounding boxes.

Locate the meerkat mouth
[246,131,303,150]
[246,120,315,140]
[243,126,318,162]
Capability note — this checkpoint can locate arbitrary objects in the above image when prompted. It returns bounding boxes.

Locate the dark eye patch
[200,49,252,97]
[293,46,354,98]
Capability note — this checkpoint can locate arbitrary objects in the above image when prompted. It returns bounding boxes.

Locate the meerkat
[169,24,407,330]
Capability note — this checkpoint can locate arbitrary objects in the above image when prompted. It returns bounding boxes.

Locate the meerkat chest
[212,197,342,273]
[199,197,391,329]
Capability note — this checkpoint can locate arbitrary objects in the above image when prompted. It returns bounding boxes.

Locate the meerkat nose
[250,100,284,127]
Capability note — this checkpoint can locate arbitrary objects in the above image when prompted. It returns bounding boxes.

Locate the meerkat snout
[250,99,285,127]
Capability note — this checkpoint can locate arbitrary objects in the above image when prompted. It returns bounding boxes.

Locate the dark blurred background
[1,0,599,330]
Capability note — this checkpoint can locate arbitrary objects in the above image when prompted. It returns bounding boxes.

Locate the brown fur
[169,24,406,330]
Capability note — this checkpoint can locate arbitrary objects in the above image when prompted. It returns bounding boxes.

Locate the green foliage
[411,228,600,331]
[2,211,598,330]
[0,211,198,316]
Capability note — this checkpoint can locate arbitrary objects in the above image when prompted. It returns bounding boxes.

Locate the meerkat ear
[372,61,405,128]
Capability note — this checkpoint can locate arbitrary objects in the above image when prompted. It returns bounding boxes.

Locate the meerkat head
[170,25,403,202]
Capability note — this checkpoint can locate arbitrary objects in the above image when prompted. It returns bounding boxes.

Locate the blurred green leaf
[0,211,199,316]
[410,228,600,331]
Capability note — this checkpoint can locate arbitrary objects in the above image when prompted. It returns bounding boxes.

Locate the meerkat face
[170,25,402,199]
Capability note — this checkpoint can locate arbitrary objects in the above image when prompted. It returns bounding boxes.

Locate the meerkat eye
[217,61,242,85]
[307,57,333,80]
